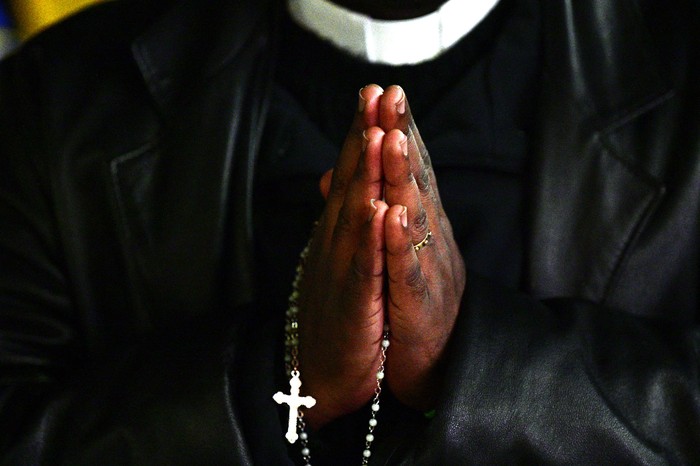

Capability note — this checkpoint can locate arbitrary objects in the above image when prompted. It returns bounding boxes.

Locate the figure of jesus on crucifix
[273,372,317,443]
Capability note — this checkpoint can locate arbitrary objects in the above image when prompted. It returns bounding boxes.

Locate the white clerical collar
[287,0,501,65]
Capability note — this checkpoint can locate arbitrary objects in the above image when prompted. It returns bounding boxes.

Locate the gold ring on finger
[413,230,432,252]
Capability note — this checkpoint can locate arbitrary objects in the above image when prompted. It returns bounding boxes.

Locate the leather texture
[0,0,698,464]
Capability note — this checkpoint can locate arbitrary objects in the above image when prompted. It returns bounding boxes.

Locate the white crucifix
[273,371,316,443]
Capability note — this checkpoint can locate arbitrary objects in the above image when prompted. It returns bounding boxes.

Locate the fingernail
[400,133,408,157]
[400,205,408,228]
[358,87,367,113]
[395,87,406,115]
[362,130,369,152]
[369,199,378,222]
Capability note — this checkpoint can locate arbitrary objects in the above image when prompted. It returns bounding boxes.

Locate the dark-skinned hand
[300,84,466,429]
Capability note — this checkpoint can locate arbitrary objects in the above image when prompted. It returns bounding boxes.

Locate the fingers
[380,85,444,213]
[324,84,384,214]
[382,129,433,248]
[328,126,385,279]
[379,85,407,133]
[384,203,451,411]
[344,199,389,330]
[359,83,384,128]
[384,204,429,333]
[316,84,384,255]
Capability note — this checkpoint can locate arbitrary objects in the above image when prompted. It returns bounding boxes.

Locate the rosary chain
[283,235,390,466]
[362,325,390,464]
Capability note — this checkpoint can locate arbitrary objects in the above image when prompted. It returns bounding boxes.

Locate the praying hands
[298,85,466,429]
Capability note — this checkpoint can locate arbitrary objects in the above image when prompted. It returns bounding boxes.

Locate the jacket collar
[527,0,674,306]
[111,0,277,321]
[542,0,671,128]
[131,0,274,111]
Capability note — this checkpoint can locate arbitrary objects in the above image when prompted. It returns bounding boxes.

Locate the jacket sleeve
[0,48,253,466]
[399,275,700,465]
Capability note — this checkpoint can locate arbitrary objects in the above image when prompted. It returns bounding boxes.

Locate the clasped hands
[298,85,466,429]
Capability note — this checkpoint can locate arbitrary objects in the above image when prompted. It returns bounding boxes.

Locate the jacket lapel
[110,0,276,319]
[526,0,674,304]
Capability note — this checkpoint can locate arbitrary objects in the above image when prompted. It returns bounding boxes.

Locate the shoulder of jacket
[3,0,174,71]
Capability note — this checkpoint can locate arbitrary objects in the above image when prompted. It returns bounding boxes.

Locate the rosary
[273,240,390,465]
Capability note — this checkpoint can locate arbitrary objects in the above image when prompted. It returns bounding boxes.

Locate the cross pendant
[273,372,317,443]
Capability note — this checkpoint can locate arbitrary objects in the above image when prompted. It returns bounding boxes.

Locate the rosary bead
[281,238,389,466]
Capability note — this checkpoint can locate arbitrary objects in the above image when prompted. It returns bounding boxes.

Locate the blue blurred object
[0,1,17,59]
[0,1,12,27]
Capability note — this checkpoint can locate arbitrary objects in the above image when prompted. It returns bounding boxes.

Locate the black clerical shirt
[255,0,540,306]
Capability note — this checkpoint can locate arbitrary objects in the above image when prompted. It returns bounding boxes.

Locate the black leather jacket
[0,0,698,464]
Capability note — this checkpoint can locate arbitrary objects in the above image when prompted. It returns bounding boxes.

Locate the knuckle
[419,145,430,163]
[353,161,369,183]
[412,207,429,234]
[389,235,415,257]
[333,208,353,237]
[417,167,431,192]
[350,254,383,283]
[404,263,428,299]
[329,176,349,199]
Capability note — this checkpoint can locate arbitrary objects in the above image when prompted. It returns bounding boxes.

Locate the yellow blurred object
[9,0,104,40]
